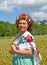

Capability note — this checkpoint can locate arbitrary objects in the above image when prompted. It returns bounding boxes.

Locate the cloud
[31,11,47,21]
[0,0,47,20]
[40,5,47,11]
[0,1,11,12]
[0,0,19,13]
[0,0,47,12]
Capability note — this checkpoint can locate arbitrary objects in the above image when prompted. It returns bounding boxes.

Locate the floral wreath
[16,14,33,25]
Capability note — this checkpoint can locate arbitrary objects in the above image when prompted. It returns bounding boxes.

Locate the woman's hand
[9,44,18,54]
[9,47,14,54]
[11,45,17,53]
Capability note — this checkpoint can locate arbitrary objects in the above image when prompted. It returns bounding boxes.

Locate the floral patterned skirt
[12,55,34,65]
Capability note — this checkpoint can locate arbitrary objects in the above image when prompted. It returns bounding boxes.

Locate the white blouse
[13,31,42,65]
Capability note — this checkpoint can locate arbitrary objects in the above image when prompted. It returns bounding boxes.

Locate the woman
[9,13,41,65]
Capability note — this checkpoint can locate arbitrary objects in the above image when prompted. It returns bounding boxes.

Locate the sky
[0,0,47,24]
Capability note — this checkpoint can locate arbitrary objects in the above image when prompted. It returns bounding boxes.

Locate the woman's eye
[19,23,22,24]
[23,23,26,25]
[19,23,26,25]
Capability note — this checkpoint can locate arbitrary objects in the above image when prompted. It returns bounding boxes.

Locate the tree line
[0,20,47,37]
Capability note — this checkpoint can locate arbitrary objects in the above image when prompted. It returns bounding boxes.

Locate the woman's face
[18,20,28,33]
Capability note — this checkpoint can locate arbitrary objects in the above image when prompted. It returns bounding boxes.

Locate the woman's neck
[20,30,28,35]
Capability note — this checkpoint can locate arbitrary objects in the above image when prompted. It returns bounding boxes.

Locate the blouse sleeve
[18,36,32,50]
[17,33,36,50]
[25,35,36,50]
[18,42,32,50]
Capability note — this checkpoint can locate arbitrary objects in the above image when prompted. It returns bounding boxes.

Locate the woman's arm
[15,48,33,56]
[9,44,18,54]
[11,45,33,56]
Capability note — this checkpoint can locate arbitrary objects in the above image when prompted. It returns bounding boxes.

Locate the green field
[0,35,47,65]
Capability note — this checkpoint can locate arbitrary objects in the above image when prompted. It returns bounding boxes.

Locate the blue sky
[0,0,47,24]
[0,8,30,24]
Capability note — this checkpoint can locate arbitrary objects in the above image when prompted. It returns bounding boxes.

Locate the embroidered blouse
[13,31,42,65]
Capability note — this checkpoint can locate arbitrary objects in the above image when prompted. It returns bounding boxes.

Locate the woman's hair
[27,22,34,32]
[16,13,34,32]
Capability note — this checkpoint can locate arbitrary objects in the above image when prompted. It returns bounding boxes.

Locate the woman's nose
[20,23,24,26]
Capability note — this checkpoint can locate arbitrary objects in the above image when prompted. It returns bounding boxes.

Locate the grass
[0,35,47,65]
